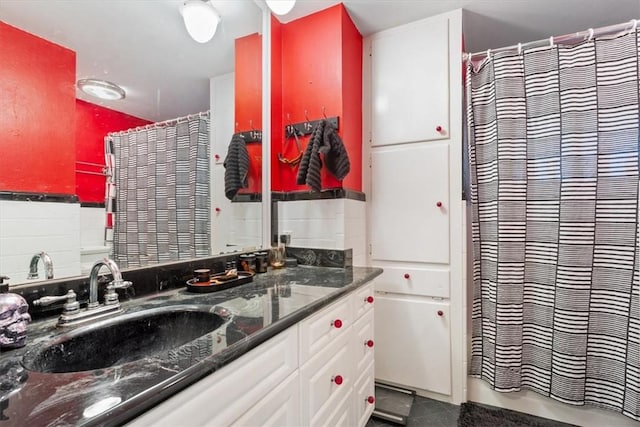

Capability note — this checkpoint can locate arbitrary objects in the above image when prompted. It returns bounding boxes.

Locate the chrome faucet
[27,251,54,280]
[33,258,132,327]
[88,257,132,309]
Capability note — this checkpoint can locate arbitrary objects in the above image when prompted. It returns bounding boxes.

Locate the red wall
[271,16,284,194]
[0,22,76,195]
[235,33,263,194]
[235,33,263,131]
[75,100,150,203]
[271,4,363,192]
[339,6,363,192]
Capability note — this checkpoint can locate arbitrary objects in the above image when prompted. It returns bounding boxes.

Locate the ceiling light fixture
[77,79,126,100]
[265,0,296,16]
[182,0,221,43]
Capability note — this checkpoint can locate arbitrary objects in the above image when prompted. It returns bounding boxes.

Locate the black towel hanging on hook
[224,134,250,200]
[296,118,350,192]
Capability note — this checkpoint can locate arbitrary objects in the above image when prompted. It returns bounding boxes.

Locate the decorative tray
[186,271,255,293]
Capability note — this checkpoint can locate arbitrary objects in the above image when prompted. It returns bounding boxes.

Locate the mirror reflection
[0,0,263,285]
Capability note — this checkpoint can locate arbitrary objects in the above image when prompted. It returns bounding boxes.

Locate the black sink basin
[23,305,229,373]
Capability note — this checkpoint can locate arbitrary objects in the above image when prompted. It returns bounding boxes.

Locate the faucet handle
[108,280,132,290]
[33,290,80,314]
[104,280,133,306]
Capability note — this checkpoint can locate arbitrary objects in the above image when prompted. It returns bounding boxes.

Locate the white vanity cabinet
[366,8,464,404]
[126,281,376,427]
[126,325,299,427]
[298,281,375,427]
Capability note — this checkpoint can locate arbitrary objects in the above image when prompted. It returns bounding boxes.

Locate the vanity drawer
[299,294,353,364]
[300,329,354,426]
[354,359,375,427]
[352,308,375,375]
[352,281,376,320]
[374,265,449,298]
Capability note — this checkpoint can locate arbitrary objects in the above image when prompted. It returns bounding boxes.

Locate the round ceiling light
[182,0,221,43]
[77,79,126,100]
[265,0,296,16]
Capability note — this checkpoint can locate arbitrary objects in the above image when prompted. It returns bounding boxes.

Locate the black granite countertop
[0,266,382,426]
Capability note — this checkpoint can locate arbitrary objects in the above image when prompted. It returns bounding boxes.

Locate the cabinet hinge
[368,244,372,255]
[368,44,372,57]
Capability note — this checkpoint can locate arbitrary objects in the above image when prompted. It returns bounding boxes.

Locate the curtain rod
[107,110,210,137]
[463,18,638,62]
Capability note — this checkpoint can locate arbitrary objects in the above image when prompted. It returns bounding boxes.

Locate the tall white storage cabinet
[365,9,465,404]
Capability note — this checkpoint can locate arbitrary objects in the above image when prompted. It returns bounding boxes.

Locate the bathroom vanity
[0,265,381,427]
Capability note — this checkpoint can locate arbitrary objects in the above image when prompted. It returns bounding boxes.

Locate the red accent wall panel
[272,4,363,192]
[340,6,363,192]
[235,33,263,194]
[0,22,76,195]
[235,33,263,131]
[75,100,150,203]
[270,16,284,191]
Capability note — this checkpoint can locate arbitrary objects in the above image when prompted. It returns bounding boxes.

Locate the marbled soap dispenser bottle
[0,276,31,349]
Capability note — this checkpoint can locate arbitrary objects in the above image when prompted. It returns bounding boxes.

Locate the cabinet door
[352,282,375,320]
[300,330,354,426]
[322,386,355,427]
[126,326,298,427]
[353,309,375,375]
[371,16,449,146]
[354,360,376,427]
[231,371,300,427]
[374,294,451,395]
[299,294,353,364]
[370,143,450,264]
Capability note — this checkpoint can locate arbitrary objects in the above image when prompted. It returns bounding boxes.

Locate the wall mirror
[0,0,266,285]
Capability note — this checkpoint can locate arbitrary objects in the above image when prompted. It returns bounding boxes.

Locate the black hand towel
[296,119,351,192]
[224,134,250,200]
[296,120,325,192]
[320,119,350,180]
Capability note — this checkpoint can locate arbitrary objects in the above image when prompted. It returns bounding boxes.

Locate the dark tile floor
[366,396,578,427]
[366,395,460,427]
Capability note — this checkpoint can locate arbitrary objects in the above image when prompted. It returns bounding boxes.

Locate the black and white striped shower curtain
[109,114,210,268]
[467,30,639,420]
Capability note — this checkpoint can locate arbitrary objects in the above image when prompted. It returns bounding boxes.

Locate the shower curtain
[467,30,639,420]
[108,113,210,268]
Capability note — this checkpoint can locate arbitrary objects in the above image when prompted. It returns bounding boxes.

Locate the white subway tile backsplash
[224,202,262,250]
[0,200,82,284]
[81,207,106,248]
[279,199,346,221]
[277,198,366,257]
[311,238,330,248]
[352,254,366,266]
[290,237,311,247]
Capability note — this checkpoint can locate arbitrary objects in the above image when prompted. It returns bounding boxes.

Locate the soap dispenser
[0,276,31,349]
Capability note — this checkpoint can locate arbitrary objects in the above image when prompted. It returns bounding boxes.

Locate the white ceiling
[2,0,639,123]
